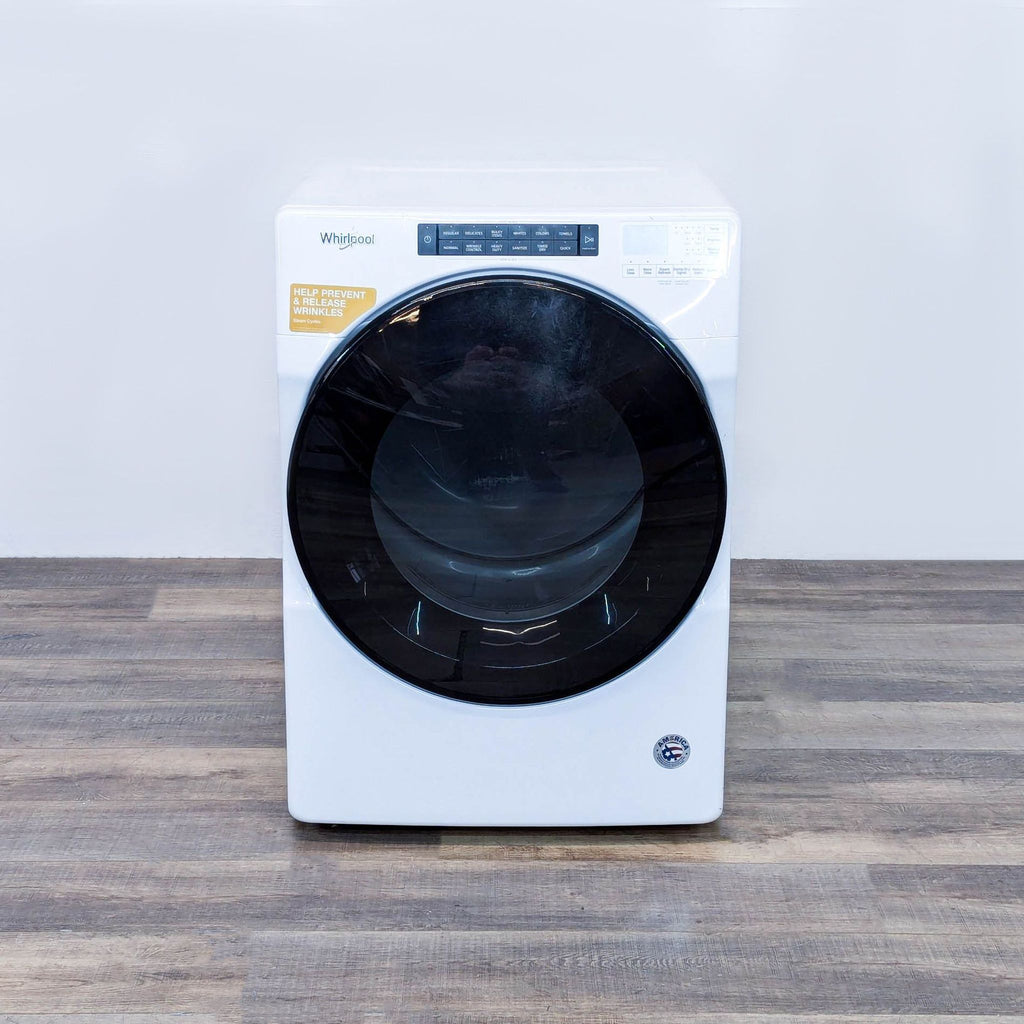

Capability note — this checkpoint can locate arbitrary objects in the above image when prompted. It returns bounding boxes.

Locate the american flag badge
[653,734,691,769]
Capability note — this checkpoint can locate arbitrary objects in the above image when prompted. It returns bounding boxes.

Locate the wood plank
[0,587,156,619]
[730,622,1024,660]
[727,658,1024,703]
[263,1017,1024,1024]
[1,861,1022,937]
[0,658,282,701]
[0,1018,1017,1024]
[241,931,1024,1019]
[0,558,280,588]
[733,777,1024,804]
[727,747,1024,783]
[432,831,1024,867]
[0,806,440,862]
[0,933,246,1015]
[0,1018,222,1024]
[0,620,282,659]
[732,588,1024,624]
[727,701,1024,750]
[0,748,284,802]
[1,799,1020,865]
[274,1016,1024,1024]
[149,587,280,620]
[0,701,284,747]
[868,864,1024,904]
[732,559,1024,591]
[858,779,1024,803]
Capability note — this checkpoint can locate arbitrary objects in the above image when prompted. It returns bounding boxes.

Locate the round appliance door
[288,273,726,705]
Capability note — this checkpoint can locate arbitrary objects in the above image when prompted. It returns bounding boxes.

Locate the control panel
[621,220,731,280]
[418,224,598,257]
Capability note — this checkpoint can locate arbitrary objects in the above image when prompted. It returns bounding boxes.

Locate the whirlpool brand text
[320,231,375,250]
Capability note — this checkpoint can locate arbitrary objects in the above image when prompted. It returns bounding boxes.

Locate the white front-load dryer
[276,164,740,825]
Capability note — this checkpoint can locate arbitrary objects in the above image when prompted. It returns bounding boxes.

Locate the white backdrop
[1,1,1022,558]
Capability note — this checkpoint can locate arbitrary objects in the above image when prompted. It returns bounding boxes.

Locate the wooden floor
[0,559,1022,1022]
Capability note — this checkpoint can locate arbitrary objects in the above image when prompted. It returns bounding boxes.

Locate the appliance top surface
[283,161,735,214]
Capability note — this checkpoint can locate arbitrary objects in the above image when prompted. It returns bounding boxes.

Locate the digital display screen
[623,224,669,257]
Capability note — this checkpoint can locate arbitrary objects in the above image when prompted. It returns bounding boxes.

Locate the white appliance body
[277,165,740,826]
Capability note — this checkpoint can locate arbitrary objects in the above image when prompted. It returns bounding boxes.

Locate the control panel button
[486,225,506,239]
[439,240,462,255]
[463,240,485,254]
[509,224,531,239]
[531,224,555,238]
[508,240,531,254]
[438,224,462,239]
[531,239,554,255]
[553,225,579,239]
[460,225,486,239]
[579,225,599,255]
[486,240,508,255]
[554,238,579,255]
[417,224,438,255]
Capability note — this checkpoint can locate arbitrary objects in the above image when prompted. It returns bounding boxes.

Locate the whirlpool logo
[320,230,376,251]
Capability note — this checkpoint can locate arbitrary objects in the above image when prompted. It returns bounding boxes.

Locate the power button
[417,224,438,255]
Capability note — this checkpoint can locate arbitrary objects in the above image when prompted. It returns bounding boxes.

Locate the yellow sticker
[290,283,377,333]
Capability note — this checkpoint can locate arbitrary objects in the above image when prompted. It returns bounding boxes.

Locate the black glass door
[288,273,726,705]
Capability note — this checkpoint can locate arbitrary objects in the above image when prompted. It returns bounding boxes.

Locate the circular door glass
[288,274,726,705]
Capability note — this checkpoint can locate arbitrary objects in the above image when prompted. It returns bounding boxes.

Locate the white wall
[1,0,1022,558]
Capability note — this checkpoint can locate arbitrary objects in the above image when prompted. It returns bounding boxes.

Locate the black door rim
[287,270,728,706]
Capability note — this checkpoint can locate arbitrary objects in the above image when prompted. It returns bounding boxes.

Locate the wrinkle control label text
[290,283,377,333]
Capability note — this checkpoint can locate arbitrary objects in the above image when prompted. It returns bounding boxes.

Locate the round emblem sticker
[653,734,691,769]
